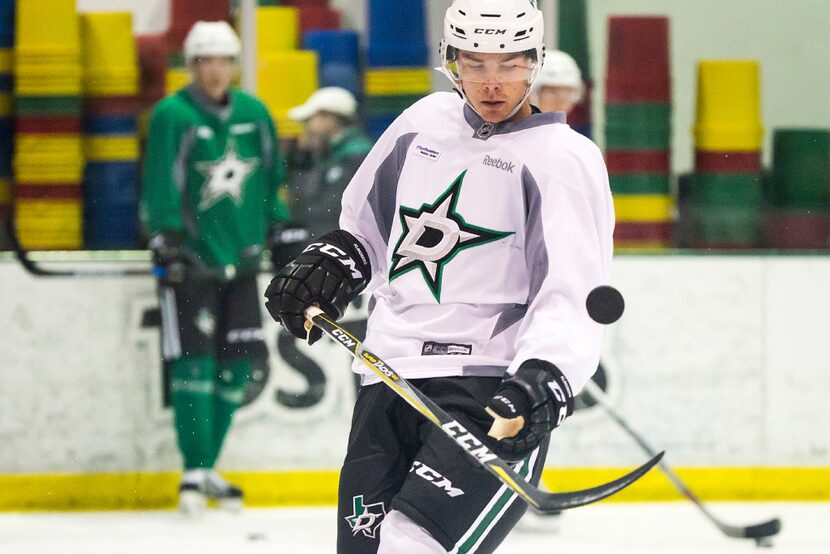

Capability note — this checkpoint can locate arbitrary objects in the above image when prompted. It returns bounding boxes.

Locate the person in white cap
[277,87,373,258]
[265,1,614,551]
[141,21,290,515]
[533,49,585,114]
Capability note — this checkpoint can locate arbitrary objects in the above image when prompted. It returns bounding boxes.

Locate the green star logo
[390,170,513,302]
[195,138,260,211]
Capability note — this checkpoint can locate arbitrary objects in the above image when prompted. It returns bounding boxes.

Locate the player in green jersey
[140,21,289,515]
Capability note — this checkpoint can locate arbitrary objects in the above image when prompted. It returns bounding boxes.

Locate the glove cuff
[303,229,372,294]
[510,359,575,420]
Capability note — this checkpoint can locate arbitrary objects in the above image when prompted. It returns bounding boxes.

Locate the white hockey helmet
[184,21,241,64]
[440,0,545,83]
[439,1,545,121]
[535,49,584,102]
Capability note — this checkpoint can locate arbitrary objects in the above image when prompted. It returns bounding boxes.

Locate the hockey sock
[209,358,251,467]
[170,356,217,470]
[181,469,208,486]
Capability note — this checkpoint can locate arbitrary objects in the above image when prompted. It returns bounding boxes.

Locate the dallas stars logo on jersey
[344,495,386,539]
[195,138,260,211]
[390,170,513,302]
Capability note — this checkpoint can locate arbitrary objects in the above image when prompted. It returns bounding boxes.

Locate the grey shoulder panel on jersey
[367,132,419,245]
[521,166,549,304]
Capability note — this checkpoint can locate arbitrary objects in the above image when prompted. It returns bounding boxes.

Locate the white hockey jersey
[340,92,614,392]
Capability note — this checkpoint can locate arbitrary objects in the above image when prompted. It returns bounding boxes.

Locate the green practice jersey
[141,85,289,270]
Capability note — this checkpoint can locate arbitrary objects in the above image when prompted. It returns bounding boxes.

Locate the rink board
[1,254,829,509]
[1,467,829,511]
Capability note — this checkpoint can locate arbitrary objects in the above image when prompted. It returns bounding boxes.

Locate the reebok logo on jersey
[483,154,515,174]
[230,122,256,135]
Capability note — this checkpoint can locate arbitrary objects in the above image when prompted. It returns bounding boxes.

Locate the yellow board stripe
[614,194,674,222]
[1,468,827,512]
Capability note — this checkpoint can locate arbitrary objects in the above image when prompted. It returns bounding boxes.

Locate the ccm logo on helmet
[474,28,507,35]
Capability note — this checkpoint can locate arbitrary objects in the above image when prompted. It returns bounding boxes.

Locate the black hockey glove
[264,229,371,344]
[267,222,311,271]
[486,359,574,462]
[148,230,203,285]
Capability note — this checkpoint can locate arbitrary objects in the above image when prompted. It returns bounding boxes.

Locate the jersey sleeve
[261,113,290,225]
[507,141,615,393]
[338,115,411,283]
[140,102,186,235]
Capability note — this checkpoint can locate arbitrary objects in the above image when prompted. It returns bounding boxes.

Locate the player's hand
[148,231,199,285]
[264,230,371,344]
[485,359,574,461]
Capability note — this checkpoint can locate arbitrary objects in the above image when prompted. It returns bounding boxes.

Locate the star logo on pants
[345,495,386,539]
[390,170,513,302]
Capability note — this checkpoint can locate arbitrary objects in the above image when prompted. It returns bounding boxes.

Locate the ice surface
[0,502,827,553]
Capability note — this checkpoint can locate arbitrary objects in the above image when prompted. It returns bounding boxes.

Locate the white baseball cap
[288,87,358,121]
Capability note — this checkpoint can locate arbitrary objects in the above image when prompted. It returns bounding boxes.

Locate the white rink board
[0,256,829,473]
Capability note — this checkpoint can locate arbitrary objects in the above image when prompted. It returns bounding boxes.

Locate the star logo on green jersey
[390,170,513,302]
[195,138,260,211]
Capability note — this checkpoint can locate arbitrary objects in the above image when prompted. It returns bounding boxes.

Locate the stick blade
[719,517,782,540]
[535,451,664,512]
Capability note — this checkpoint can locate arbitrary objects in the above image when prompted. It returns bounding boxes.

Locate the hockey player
[532,49,585,114]
[141,21,289,514]
[265,0,613,551]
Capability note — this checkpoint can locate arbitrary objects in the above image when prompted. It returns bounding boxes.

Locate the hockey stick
[304,306,663,513]
[5,215,253,280]
[5,214,152,278]
[582,379,782,544]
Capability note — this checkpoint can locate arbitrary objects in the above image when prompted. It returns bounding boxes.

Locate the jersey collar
[463,103,567,141]
[186,84,234,122]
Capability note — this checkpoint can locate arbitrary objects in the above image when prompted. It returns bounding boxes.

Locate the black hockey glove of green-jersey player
[486,359,575,461]
[148,230,204,285]
[264,229,371,344]
[266,222,311,271]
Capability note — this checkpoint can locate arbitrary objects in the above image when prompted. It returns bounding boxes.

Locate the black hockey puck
[586,286,625,324]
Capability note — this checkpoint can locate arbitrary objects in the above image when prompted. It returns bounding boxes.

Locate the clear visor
[444,54,537,83]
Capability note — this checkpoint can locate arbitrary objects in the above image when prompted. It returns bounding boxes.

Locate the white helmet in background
[440,0,545,118]
[184,21,241,64]
[535,49,584,102]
